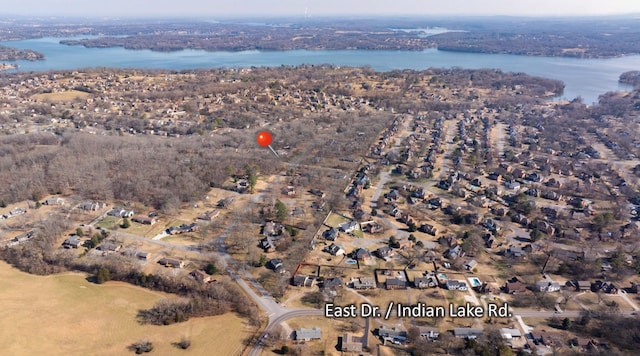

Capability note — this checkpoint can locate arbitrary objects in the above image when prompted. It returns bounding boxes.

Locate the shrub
[177,337,191,350]
[128,340,153,354]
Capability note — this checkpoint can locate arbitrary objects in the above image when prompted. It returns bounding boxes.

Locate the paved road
[440,119,457,178]
[249,309,325,356]
[370,171,391,209]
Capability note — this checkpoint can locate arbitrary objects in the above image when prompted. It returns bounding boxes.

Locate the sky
[4,0,640,18]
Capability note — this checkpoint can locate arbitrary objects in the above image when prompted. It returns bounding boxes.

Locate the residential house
[341,333,363,353]
[535,281,561,292]
[311,199,326,211]
[446,245,464,260]
[80,201,107,211]
[376,246,394,260]
[400,213,414,226]
[541,190,561,201]
[295,327,322,341]
[363,221,383,234]
[339,220,360,234]
[197,209,220,221]
[491,207,508,217]
[511,213,530,227]
[386,278,407,290]
[464,259,478,271]
[479,282,501,294]
[499,163,513,173]
[487,172,502,182]
[167,223,200,235]
[62,236,82,249]
[217,197,234,209]
[506,245,525,258]
[352,277,376,290]
[324,243,346,256]
[482,219,500,232]
[282,185,296,196]
[378,327,407,341]
[96,241,121,254]
[453,328,483,339]
[414,275,438,289]
[107,208,134,218]
[537,221,555,235]
[386,189,401,201]
[439,235,458,248]
[353,248,374,265]
[158,257,184,268]
[446,280,468,291]
[418,326,440,340]
[419,223,437,236]
[266,258,284,273]
[505,278,528,294]
[258,236,277,252]
[527,172,542,182]
[322,277,343,291]
[44,197,65,205]
[569,337,601,352]
[132,216,157,225]
[323,227,339,241]
[292,274,316,287]
[500,328,522,340]
[530,330,563,347]
[190,269,212,283]
[470,177,483,187]
[263,221,282,236]
[396,238,413,250]
[309,189,326,198]
[6,231,34,246]
[575,280,591,291]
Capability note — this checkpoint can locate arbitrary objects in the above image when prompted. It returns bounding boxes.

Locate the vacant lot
[0,261,251,355]
[32,90,91,102]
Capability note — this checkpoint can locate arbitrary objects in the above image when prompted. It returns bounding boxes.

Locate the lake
[3,36,640,104]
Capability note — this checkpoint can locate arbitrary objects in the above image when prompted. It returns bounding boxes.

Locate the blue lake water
[3,36,640,104]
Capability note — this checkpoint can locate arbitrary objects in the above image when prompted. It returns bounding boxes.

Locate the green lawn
[95,216,120,229]
[324,212,351,228]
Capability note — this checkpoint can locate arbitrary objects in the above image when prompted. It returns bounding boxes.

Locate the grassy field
[32,90,91,102]
[95,216,120,230]
[324,212,350,228]
[0,261,252,356]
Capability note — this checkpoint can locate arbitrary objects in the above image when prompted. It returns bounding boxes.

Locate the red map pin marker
[256,131,279,158]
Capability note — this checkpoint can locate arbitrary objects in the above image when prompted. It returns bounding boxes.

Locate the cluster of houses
[258,221,285,252]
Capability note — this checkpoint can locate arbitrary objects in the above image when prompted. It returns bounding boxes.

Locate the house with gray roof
[295,327,322,341]
[453,328,483,339]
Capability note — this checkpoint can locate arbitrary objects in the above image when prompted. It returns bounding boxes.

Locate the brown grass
[0,261,252,356]
[32,90,91,102]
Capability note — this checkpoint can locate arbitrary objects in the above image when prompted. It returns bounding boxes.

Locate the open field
[31,90,91,102]
[0,261,252,356]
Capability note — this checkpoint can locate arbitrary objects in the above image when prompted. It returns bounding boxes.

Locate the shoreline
[0,63,18,71]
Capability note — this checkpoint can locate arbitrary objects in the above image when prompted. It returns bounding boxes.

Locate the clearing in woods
[0,261,251,356]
